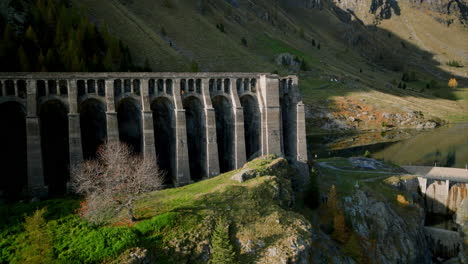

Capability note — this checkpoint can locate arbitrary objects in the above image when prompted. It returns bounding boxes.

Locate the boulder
[231,169,257,183]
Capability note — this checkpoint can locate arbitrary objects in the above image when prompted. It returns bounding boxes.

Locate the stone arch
[180,79,187,95]
[0,101,27,198]
[223,79,230,93]
[17,80,27,98]
[212,95,234,173]
[39,99,69,195]
[188,79,195,92]
[114,79,123,97]
[117,97,143,154]
[280,78,297,159]
[79,98,107,160]
[165,79,173,94]
[183,96,205,181]
[87,80,96,94]
[240,94,261,160]
[151,97,175,185]
[37,80,47,97]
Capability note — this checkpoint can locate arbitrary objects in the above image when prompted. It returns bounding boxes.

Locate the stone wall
[0,72,308,197]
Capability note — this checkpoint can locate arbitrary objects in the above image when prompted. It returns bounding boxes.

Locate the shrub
[300,59,309,71]
[363,150,371,158]
[210,217,237,264]
[241,37,247,47]
[446,60,463,68]
[448,78,458,89]
[71,142,164,224]
[396,194,409,206]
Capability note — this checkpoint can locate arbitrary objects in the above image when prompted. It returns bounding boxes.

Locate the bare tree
[71,141,163,224]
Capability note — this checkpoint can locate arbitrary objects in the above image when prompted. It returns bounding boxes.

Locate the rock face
[343,189,432,263]
[330,0,468,24]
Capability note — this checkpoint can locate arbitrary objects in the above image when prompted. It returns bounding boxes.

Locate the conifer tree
[18,46,30,71]
[210,217,237,264]
[36,51,46,72]
[17,208,55,264]
[26,26,38,44]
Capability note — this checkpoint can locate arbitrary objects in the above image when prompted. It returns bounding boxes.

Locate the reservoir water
[308,122,468,169]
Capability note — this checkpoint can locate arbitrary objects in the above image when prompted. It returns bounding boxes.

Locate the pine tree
[103,51,114,71]
[26,26,38,44]
[17,208,55,264]
[333,209,348,243]
[18,46,30,71]
[327,185,338,212]
[210,217,237,264]
[312,39,316,46]
[36,51,46,71]
[143,59,152,72]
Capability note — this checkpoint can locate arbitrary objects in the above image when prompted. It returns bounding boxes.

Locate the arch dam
[0,72,308,197]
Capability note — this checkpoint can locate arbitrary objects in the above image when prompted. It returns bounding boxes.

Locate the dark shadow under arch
[212,95,234,173]
[39,100,69,196]
[240,95,261,160]
[0,102,27,198]
[183,96,205,181]
[79,99,107,160]
[117,98,143,154]
[152,97,175,185]
[280,94,294,158]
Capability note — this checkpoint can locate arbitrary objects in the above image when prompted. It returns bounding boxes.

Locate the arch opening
[117,98,143,154]
[280,92,295,159]
[79,99,107,160]
[151,98,175,185]
[212,95,234,173]
[183,96,205,181]
[0,102,27,198]
[39,100,69,195]
[241,95,261,160]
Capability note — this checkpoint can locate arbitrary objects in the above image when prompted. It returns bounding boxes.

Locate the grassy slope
[0,156,311,264]
[74,0,468,125]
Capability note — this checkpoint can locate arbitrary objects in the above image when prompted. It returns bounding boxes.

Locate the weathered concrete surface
[403,166,468,182]
[424,227,463,260]
[0,73,308,196]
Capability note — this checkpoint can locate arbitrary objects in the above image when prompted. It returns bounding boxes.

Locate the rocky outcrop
[305,98,443,132]
[343,189,432,263]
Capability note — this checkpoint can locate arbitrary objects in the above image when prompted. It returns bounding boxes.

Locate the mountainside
[75,0,468,129]
[1,0,467,130]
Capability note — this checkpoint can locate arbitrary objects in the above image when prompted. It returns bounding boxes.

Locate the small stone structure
[0,72,308,197]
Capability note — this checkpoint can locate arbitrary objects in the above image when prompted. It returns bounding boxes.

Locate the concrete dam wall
[0,72,308,197]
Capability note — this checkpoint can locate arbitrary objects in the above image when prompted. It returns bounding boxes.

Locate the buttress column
[105,79,119,142]
[68,80,83,168]
[26,80,47,197]
[172,78,191,186]
[140,79,157,160]
[229,78,247,169]
[201,78,220,177]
